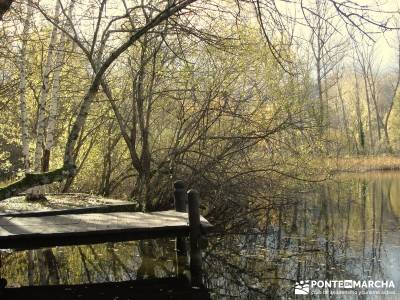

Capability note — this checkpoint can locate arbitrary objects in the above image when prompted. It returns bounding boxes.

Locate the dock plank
[0,210,212,250]
[1,277,211,300]
[0,203,136,218]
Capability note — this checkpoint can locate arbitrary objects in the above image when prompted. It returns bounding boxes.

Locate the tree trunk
[0,165,76,200]
[366,62,384,144]
[383,40,400,153]
[19,0,33,172]
[337,75,352,153]
[27,1,61,201]
[354,71,365,154]
[43,8,70,172]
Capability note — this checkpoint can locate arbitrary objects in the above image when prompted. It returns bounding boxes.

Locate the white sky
[6,0,400,73]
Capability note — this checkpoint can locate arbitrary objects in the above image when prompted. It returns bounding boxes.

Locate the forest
[1,0,400,298]
[0,0,398,210]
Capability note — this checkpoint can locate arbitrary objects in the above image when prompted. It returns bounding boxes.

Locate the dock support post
[174,180,187,276]
[188,189,202,287]
[174,180,187,213]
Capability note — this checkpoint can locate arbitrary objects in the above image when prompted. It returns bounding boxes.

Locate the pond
[1,172,400,299]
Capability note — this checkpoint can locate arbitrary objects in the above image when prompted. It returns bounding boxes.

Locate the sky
[6,0,400,73]
[288,0,400,72]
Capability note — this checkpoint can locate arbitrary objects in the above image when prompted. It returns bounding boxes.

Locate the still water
[1,172,400,299]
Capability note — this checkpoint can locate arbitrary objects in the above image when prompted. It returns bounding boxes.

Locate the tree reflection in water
[1,172,400,299]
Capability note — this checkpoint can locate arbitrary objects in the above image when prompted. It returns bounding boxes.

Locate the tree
[26,1,61,201]
[0,0,197,200]
[0,0,397,203]
[18,0,33,173]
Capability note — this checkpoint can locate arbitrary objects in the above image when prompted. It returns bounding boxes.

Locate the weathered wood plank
[0,210,212,250]
[0,203,136,218]
[1,277,210,300]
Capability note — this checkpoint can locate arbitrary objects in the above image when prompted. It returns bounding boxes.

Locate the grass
[325,155,400,173]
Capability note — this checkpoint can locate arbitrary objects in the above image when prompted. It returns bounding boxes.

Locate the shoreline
[325,155,400,174]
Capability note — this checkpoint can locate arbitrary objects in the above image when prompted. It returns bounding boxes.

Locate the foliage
[0,0,398,212]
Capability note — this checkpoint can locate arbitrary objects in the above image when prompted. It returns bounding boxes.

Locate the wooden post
[0,278,5,298]
[173,180,187,276]
[188,189,202,287]
[0,278,6,288]
[174,180,187,213]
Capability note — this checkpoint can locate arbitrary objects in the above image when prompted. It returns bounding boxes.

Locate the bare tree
[382,31,400,153]
[355,47,375,152]
[0,0,397,201]
[0,0,197,200]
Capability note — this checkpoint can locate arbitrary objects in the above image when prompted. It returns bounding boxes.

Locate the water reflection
[203,172,400,299]
[1,172,400,299]
[1,240,176,286]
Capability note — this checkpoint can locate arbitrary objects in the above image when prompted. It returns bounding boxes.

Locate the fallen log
[0,164,76,201]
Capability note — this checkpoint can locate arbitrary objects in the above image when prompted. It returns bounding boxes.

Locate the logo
[294,279,396,296]
[344,280,353,289]
[295,280,310,295]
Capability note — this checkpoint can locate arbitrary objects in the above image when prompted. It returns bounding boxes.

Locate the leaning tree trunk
[27,1,61,201]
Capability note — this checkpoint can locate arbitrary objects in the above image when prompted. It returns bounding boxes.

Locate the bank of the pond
[0,193,131,213]
[326,155,400,173]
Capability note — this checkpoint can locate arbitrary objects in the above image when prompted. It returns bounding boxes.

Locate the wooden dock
[0,277,211,300]
[0,181,211,290]
[0,209,212,250]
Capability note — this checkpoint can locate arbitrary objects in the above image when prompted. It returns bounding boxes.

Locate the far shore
[326,155,400,174]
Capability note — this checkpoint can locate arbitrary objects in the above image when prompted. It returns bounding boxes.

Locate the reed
[326,155,400,173]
